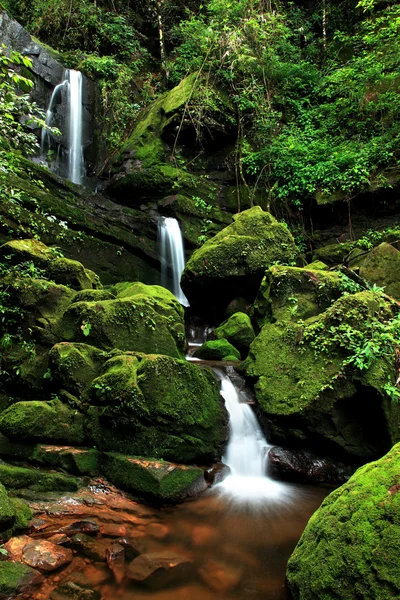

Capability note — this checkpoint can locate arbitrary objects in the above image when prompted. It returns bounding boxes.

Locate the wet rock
[126,551,193,588]
[61,520,99,535]
[22,539,73,572]
[3,535,30,562]
[205,463,231,486]
[0,483,15,533]
[199,559,242,594]
[31,518,49,532]
[47,534,71,545]
[116,536,146,560]
[106,542,125,584]
[50,580,101,600]
[0,561,43,597]
[70,533,106,562]
[268,447,354,483]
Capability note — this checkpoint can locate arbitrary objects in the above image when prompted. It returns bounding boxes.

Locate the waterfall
[67,69,84,184]
[40,69,85,184]
[215,370,290,503]
[158,217,189,306]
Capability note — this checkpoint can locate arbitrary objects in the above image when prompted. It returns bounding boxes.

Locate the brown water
[21,480,332,600]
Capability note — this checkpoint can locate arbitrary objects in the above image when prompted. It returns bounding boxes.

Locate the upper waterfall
[158,217,189,307]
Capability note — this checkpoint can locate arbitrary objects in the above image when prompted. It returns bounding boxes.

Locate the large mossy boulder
[352,242,400,301]
[58,283,186,358]
[287,443,400,600]
[87,353,227,464]
[181,207,298,318]
[252,264,344,327]
[0,399,85,445]
[193,339,240,361]
[214,312,255,354]
[0,239,102,290]
[49,342,106,396]
[100,453,206,502]
[245,291,400,459]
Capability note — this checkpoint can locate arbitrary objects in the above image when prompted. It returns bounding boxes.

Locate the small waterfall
[215,370,290,503]
[67,70,84,184]
[40,69,85,184]
[158,217,189,306]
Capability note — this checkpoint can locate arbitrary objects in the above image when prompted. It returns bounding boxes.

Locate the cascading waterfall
[40,69,85,184]
[158,217,189,306]
[215,370,290,503]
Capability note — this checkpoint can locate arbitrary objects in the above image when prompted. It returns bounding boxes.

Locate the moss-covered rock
[0,562,43,597]
[181,207,298,318]
[214,312,255,353]
[193,339,240,361]
[87,353,227,464]
[100,453,206,502]
[0,399,85,445]
[355,242,400,300]
[312,242,353,265]
[252,264,344,327]
[10,498,32,531]
[245,292,400,459]
[0,462,79,491]
[32,445,99,476]
[0,239,102,290]
[0,483,16,532]
[287,443,400,600]
[58,284,185,358]
[49,343,106,396]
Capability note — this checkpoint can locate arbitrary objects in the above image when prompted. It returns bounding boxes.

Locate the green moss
[214,312,255,352]
[287,443,400,600]
[0,399,85,445]
[0,462,79,491]
[32,445,99,476]
[0,562,43,597]
[312,242,354,265]
[0,483,15,532]
[86,354,226,464]
[194,339,241,361]
[100,452,205,501]
[49,342,107,396]
[356,242,400,300]
[10,498,32,530]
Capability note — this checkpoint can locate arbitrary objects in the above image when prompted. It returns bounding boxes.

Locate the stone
[47,534,70,546]
[32,445,99,476]
[181,207,298,318]
[355,242,400,300]
[0,561,43,597]
[50,580,101,600]
[204,463,231,486]
[0,462,79,492]
[49,343,106,396]
[126,551,193,588]
[87,353,227,464]
[0,483,16,533]
[61,520,100,536]
[193,339,241,361]
[286,443,400,600]
[268,447,353,484]
[106,542,125,584]
[116,535,146,559]
[100,453,207,502]
[3,535,30,562]
[22,540,73,572]
[0,399,85,445]
[70,533,106,562]
[214,312,255,354]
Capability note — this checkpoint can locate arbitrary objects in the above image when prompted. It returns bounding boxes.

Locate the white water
[40,80,67,154]
[67,70,84,184]
[215,371,291,504]
[158,217,189,306]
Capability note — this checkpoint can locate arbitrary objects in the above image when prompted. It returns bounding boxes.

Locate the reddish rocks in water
[22,540,73,572]
[3,535,30,562]
[204,463,231,486]
[47,534,71,546]
[70,533,106,562]
[198,559,242,594]
[0,561,44,596]
[60,520,100,535]
[126,551,193,588]
[116,535,145,560]
[268,447,354,483]
[106,542,125,584]
[50,580,101,600]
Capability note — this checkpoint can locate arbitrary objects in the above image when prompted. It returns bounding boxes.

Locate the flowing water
[40,69,85,184]
[158,217,189,306]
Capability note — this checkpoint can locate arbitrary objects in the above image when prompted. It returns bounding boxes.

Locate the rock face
[286,443,400,600]
[181,207,298,318]
[268,447,353,484]
[245,291,400,460]
[354,242,400,300]
[100,454,207,502]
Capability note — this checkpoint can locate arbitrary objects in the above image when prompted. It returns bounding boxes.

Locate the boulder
[245,292,400,460]
[287,443,400,600]
[58,284,185,358]
[181,207,298,318]
[49,343,106,396]
[268,447,353,484]
[60,520,100,536]
[0,483,16,533]
[126,551,193,588]
[22,540,73,572]
[0,399,85,445]
[32,445,99,476]
[70,533,106,562]
[0,462,79,492]
[87,353,227,463]
[214,312,255,353]
[50,580,101,600]
[354,242,400,300]
[193,340,240,361]
[0,240,101,290]
[0,561,43,598]
[100,453,207,502]
[106,542,125,584]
